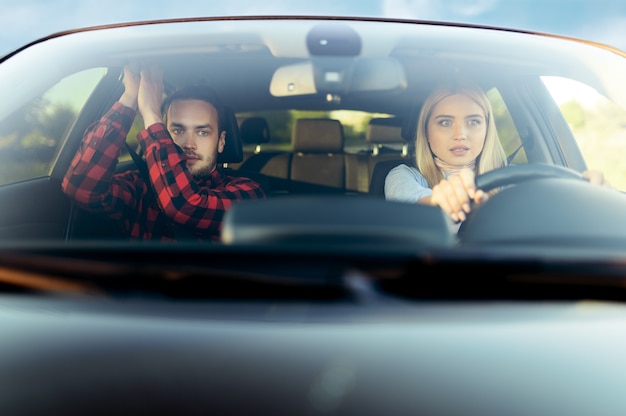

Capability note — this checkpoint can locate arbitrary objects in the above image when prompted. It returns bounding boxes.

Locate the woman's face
[426,93,487,167]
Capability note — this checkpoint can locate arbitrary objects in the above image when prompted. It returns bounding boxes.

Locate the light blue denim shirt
[384,163,460,233]
[384,164,432,204]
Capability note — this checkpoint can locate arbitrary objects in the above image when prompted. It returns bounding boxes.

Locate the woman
[384,79,610,229]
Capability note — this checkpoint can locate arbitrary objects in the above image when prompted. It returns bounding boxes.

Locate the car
[3,14,626,415]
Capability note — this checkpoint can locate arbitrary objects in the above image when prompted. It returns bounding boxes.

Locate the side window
[487,87,527,164]
[542,76,626,190]
[0,68,106,186]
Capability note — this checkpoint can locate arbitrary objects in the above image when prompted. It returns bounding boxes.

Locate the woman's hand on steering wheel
[582,170,613,189]
[431,168,488,223]
[433,164,610,224]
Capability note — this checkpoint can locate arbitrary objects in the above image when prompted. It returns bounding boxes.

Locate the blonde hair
[413,80,507,186]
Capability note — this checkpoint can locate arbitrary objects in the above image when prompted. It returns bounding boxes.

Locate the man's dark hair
[161,85,225,133]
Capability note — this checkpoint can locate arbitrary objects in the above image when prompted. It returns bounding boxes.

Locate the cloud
[380,0,500,20]
[575,17,626,51]
[380,0,626,52]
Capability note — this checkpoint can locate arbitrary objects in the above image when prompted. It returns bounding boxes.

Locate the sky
[1,0,626,57]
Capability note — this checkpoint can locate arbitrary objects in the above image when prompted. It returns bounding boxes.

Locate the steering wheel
[458,163,585,237]
[459,163,626,245]
[475,163,584,193]
[459,163,584,237]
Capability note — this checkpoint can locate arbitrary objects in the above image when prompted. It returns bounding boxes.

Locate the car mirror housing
[270,57,407,97]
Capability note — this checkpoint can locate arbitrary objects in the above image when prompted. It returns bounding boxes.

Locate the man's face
[166,99,225,178]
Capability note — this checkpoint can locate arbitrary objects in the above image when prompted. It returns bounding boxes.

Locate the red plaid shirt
[62,102,266,242]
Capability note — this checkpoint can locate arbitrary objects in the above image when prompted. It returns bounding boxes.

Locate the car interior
[0,71,586,243]
[0,18,619,246]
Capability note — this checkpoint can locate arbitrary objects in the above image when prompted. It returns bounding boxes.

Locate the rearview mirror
[270,57,407,97]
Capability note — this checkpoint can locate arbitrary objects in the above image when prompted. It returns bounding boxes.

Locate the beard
[188,155,217,179]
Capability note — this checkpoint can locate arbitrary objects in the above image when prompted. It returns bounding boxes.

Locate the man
[62,63,266,241]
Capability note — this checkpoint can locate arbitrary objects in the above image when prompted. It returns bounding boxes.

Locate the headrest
[240,117,271,145]
[292,119,344,153]
[218,106,243,164]
[366,117,405,144]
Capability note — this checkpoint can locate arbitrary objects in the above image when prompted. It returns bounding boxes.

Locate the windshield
[0,17,625,265]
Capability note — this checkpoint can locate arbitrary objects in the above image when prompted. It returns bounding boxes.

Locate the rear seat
[366,117,408,158]
[230,116,291,193]
[345,117,408,193]
[289,118,345,193]
[232,118,346,194]
[367,117,411,196]
[228,116,271,170]
[232,116,407,196]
